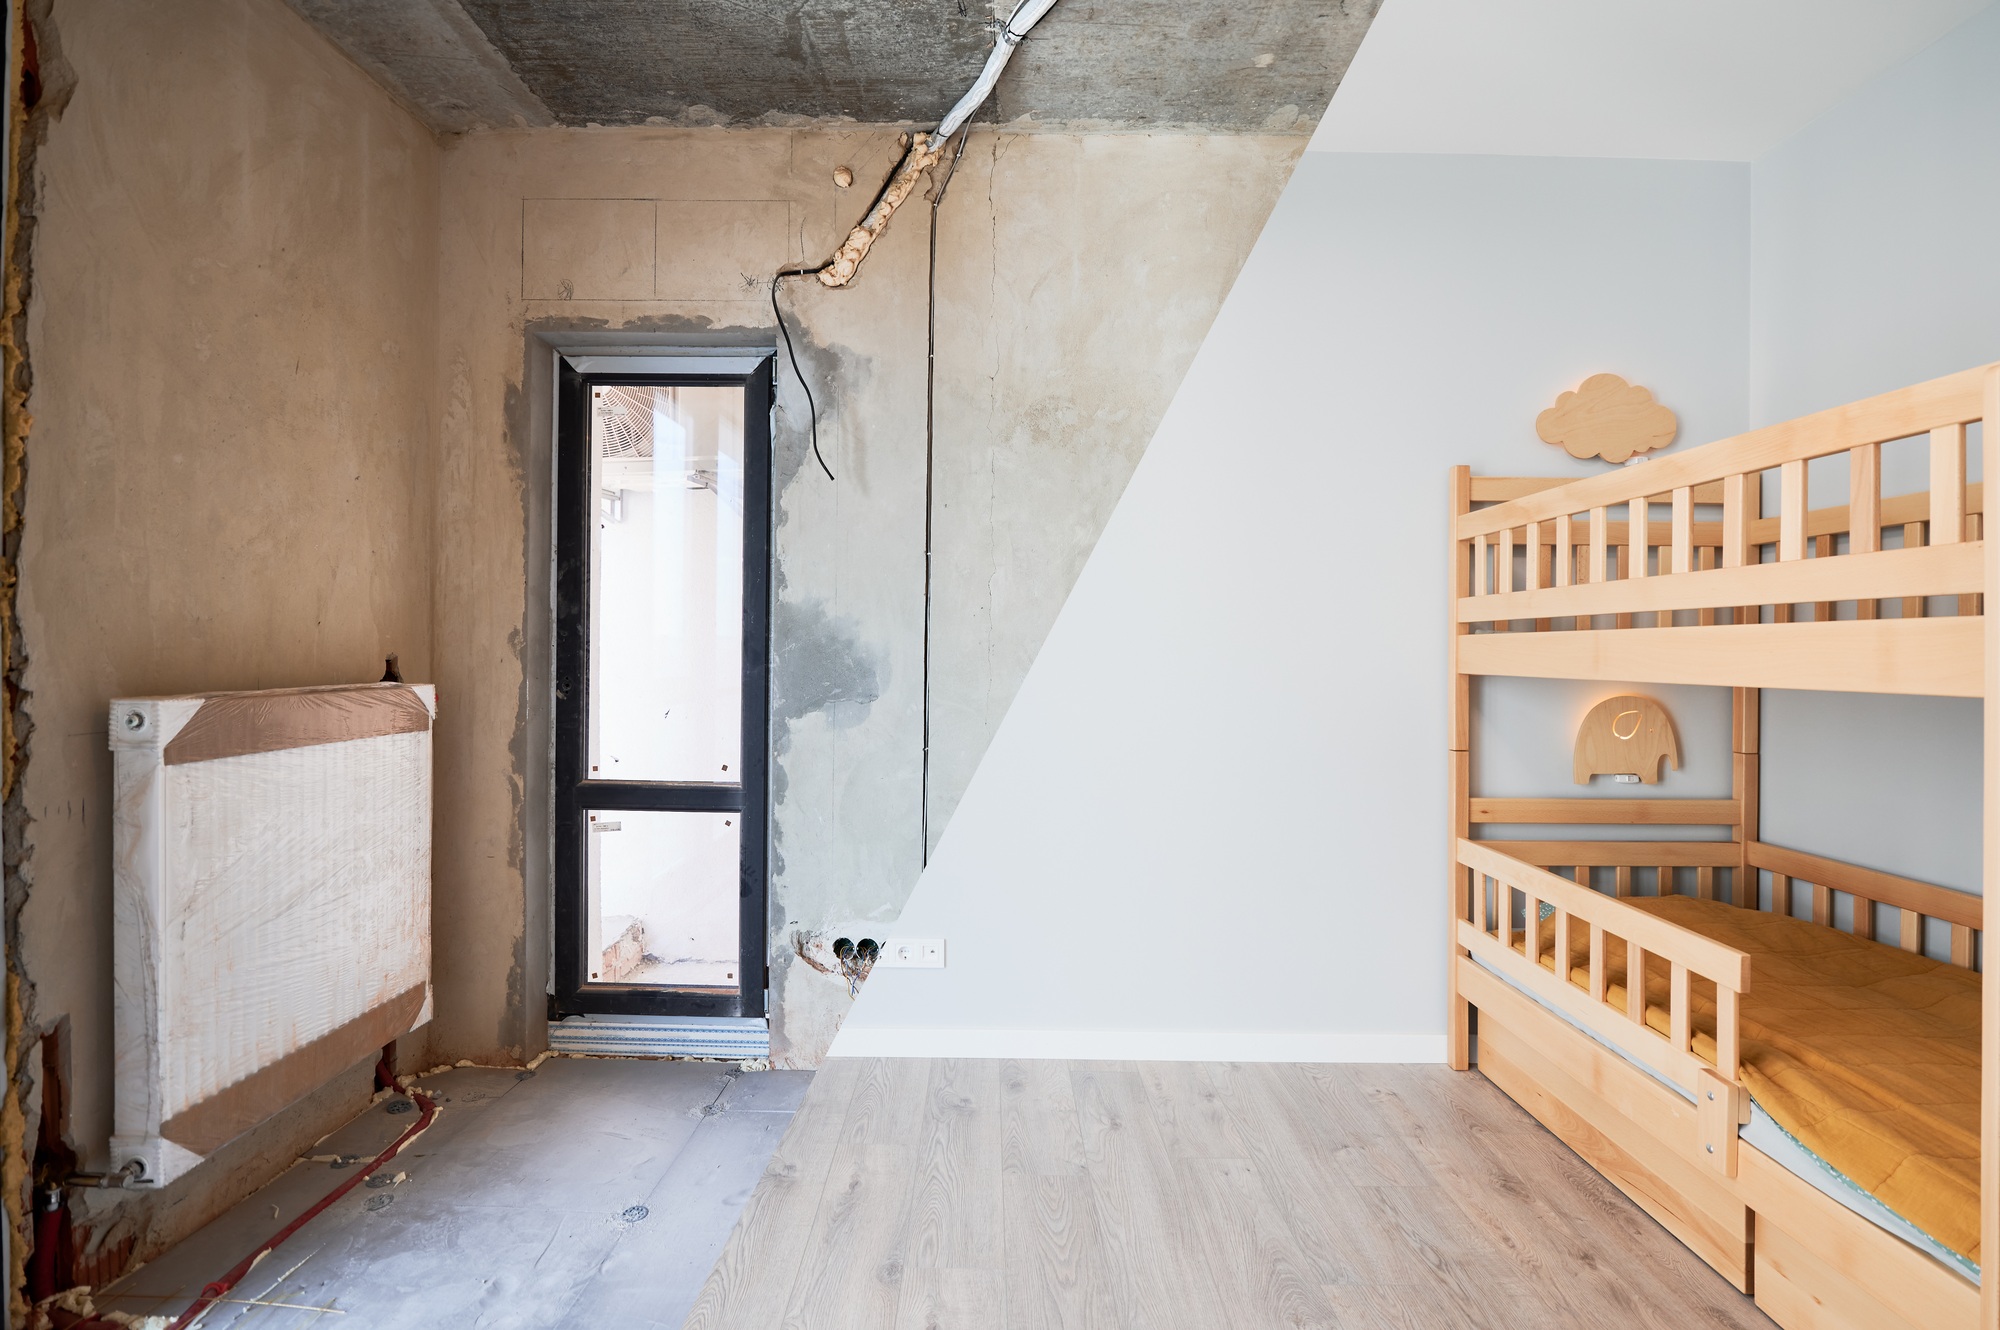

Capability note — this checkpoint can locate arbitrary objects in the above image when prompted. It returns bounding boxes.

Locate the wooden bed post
[1980,367,1999,1330]
[1449,465,1473,1071]
[1733,687,1760,910]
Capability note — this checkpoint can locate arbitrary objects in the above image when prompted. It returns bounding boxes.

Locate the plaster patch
[771,598,883,733]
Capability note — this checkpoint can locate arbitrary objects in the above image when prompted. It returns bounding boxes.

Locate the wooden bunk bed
[1447,363,2000,1330]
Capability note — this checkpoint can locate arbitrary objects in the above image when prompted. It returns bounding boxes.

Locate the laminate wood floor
[684,1059,1775,1330]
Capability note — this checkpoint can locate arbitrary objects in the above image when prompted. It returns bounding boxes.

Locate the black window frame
[551,358,774,1019]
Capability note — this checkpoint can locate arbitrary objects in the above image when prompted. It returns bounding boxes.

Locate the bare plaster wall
[13,0,440,1269]
[431,126,1298,1069]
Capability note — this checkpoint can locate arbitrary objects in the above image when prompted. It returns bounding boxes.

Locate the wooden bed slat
[1721,474,1748,570]
[1458,616,1982,697]
[1903,520,1928,620]
[1482,840,1740,868]
[1457,540,1980,623]
[1747,842,1980,932]
[1469,484,1982,550]
[1933,423,1967,545]
[1853,443,1882,621]
[1672,487,1693,576]
[1468,798,1738,825]
[1780,461,1807,563]
[1631,496,1651,582]
[1714,987,1741,1078]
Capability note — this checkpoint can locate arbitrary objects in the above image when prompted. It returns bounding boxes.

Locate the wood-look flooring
[686,1059,1775,1329]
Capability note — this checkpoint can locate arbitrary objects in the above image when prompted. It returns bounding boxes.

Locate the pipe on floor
[161,1060,442,1330]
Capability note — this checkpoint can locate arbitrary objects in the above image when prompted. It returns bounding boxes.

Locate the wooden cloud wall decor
[1536,373,1677,464]
[1573,695,1680,785]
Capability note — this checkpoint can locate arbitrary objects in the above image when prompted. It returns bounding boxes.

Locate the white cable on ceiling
[936,0,1063,141]
[798,0,1064,290]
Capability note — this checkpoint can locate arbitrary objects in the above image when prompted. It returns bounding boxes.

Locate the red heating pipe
[156,1064,441,1330]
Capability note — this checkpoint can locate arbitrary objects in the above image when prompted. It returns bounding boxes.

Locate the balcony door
[552,359,772,1018]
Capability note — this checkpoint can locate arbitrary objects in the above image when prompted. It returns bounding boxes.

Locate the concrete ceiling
[1310,0,1991,160]
[286,0,1381,137]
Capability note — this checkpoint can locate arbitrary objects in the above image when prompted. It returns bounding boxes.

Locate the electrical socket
[877,938,945,968]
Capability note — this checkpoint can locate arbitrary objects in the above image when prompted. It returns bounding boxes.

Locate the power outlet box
[877,938,945,968]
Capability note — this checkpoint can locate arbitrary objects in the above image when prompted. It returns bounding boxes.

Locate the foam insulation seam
[4,1,64,1318]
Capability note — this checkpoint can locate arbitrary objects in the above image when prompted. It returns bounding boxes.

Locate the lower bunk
[1453,838,1981,1330]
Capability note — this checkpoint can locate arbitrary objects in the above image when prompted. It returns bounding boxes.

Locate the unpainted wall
[11,0,440,1274]
[430,125,1299,1068]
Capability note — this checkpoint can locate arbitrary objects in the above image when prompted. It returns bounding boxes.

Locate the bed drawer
[1474,999,1751,1291]
[1753,1214,1965,1330]
[1739,1145,1976,1330]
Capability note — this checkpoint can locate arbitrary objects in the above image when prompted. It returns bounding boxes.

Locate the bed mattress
[1480,893,1979,1280]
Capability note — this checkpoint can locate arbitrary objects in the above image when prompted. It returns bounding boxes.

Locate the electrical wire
[766,0,1059,490]
[771,270,835,483]
[163,1063,442,1330]
[920,130,972,865]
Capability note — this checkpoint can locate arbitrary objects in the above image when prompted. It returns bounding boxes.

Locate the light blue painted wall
[1750,4,2000,425]
[1750,5,2000,898]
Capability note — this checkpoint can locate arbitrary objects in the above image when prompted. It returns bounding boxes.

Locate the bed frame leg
[1448,465,1473,1073]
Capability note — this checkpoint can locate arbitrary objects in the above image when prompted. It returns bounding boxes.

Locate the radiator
[109,683,435,1186]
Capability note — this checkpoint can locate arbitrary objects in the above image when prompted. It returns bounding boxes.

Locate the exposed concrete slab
[91,1060,805,1329]
[283,0,553,134]
[294,0,1380,134]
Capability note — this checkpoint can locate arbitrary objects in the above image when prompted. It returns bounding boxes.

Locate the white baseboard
[826,1026,1445,1063]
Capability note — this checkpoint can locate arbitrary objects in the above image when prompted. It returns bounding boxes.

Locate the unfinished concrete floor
[686,1058,1775,1330]
[92,1057,810,1328]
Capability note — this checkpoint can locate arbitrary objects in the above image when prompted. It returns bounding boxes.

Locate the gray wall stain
[772,598,885,730]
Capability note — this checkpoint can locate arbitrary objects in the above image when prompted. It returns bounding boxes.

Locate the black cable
[920,131,972,865]
[771,269,835,483]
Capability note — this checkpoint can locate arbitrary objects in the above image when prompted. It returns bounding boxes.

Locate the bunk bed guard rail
[1455,840,1751,1173]
[1453,364,1997,697]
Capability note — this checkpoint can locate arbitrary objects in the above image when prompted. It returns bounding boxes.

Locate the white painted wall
[1749,4,2000,423]
[1749,4,2000,902]
[1313,0,1987,161]
[835,153,1750,1059]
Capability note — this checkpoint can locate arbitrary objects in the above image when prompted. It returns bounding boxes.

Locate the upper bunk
[1453,364,1999,697]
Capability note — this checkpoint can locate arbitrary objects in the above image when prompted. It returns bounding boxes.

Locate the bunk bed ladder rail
[1455,838,1752,1175]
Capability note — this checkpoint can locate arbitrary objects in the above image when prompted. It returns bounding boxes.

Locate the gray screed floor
[93,1057,811,1329]
[685,1058,1775,1330]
